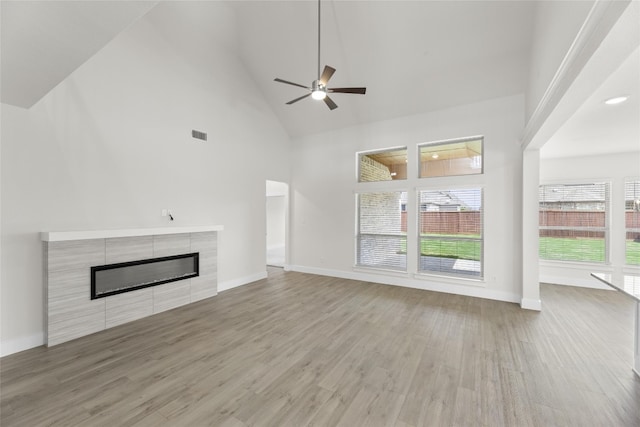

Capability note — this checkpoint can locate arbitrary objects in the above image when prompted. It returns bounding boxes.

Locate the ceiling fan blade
[286,93,311,105]
[324,96,338,110]
[274,78,311,90]
[328,87,367,94]
[319,66,336,85]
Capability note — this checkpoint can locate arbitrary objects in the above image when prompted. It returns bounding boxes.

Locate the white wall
[290,95,525,303]
[0,3,291,356]
[526,0,595,120]
[539,151,640,289]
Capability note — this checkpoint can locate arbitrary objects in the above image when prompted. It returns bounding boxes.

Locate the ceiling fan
[274,0,366,110]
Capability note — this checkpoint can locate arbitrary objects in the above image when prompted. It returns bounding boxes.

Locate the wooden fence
[400,210,640,238]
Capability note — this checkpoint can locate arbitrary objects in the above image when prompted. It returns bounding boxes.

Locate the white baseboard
[288,265,521,305]
[1,332,44,357]
[520,298,542,311]
[218,271,268,292]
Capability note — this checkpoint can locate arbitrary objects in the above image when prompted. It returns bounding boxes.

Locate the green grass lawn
[626,240,640,265]
[398,235,481,261]
[539,237,640,265]
[420,238,481,261]
[400,235,640,265]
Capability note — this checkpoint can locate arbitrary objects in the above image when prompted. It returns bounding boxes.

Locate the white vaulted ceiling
[0,1,157,108]
[228,0,535,137]
[1,0,535,138]
[1,0,636,154]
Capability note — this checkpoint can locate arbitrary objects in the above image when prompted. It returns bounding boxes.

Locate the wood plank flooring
[2,268,639,426]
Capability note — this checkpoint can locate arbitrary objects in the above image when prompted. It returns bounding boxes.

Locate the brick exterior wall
[360,192,403,235]
[360,155,392,182]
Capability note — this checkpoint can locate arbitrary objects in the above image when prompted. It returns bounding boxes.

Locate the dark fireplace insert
[91,252,199,299]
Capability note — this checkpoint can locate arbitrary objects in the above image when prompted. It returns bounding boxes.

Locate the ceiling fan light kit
[311,80,327,100]
[274,0,366,110]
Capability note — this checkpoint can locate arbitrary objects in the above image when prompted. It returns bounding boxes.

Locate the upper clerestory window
[358,147,408,182]
[419,137,483,178]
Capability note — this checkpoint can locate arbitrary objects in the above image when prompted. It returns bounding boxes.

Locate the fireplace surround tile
[106,288,153,328]
[48,239,105,273]
[153,234,191,257]
[48,301,105,346]
[49,293,105,323]
[191,274,217,302]
[48,268,89,300]
[190,231,218,251]
[43,227,220,346]
[153,280,191,313]
[106,236,153,264]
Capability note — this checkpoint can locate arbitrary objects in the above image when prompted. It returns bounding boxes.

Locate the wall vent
[192,130,207,141]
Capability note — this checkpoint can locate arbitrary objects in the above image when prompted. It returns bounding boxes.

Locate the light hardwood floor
[2,268,639,426]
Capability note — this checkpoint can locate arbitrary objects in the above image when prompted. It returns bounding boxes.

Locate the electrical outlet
[162,209,168,217]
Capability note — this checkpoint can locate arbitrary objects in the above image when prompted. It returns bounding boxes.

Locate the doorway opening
[266,180,288,269]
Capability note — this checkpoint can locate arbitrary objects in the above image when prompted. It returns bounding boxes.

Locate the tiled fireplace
[42,226,222,346]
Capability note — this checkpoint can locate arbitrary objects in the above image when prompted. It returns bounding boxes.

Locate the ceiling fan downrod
[317,0,321,82]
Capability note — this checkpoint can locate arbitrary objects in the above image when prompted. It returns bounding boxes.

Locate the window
[625,179,640,266]
[418,188,483,278]
[419,137,483,178]
[356,191,407,271]
[358,148,407,182]
[539,182,610,263]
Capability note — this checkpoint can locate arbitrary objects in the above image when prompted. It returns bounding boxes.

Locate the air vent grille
[192,130,207,141]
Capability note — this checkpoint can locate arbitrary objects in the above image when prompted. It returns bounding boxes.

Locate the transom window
[419,136,483,178]
[358,147,407,182]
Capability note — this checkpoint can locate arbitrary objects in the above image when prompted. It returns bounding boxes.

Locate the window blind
[417,188,483,278]
[625,179,640,266]
[356,191,407,271]
[539,182,609,263]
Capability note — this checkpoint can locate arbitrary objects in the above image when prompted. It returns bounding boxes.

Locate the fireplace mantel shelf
[41,225,224,242]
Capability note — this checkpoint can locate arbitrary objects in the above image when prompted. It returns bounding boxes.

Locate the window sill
[413,272,485,287]
[353,266,409,278]
[623,265,640,274]
[540,259,613,271]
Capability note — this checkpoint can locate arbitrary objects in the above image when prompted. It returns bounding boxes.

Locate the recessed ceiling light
[432,153,439,159]
[604,96,628,105]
